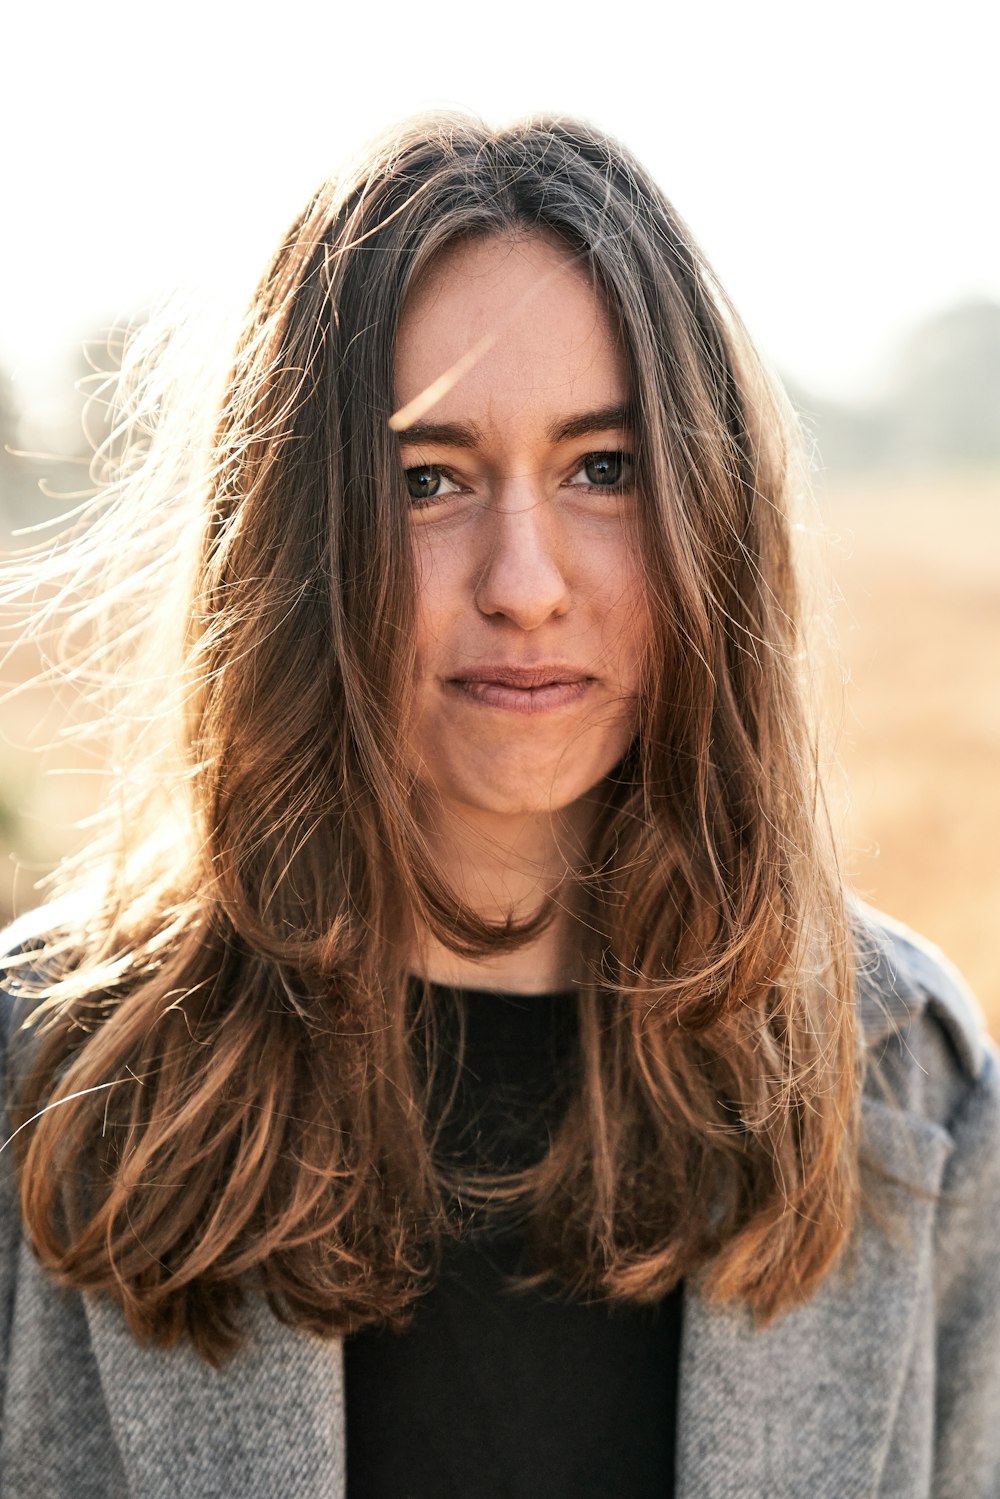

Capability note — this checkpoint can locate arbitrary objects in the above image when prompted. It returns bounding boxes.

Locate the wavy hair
[3,113,858,1365]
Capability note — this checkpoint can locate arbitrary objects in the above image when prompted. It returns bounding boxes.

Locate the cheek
[600,558,651,689]
[412,535,471,676]
[412,544,448,665]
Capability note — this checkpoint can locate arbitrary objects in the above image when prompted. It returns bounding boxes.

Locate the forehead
[393,232,629,437]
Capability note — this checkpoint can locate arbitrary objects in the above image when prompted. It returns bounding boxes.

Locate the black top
[344,985,683,1499]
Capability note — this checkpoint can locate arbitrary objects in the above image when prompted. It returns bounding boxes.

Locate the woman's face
[394,232,650,821]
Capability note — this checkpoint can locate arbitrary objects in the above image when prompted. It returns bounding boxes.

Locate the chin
[433,765,607,820]
[410,723,636,821]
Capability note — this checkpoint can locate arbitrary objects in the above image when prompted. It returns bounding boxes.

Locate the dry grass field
[2,472,998,1032]
[820,474,1000,1031]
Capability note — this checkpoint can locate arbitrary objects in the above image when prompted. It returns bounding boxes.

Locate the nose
[473,485,572,630]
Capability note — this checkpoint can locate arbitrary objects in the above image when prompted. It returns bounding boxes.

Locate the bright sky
[3,0,997,431]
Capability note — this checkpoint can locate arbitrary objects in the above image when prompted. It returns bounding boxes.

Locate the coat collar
[851,898,984,1077]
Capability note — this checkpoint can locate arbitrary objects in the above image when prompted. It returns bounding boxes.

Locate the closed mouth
[449,666,593,689]
[444,671,596,714]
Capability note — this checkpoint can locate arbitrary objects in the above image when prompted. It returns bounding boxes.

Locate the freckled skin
[396,233,650,825]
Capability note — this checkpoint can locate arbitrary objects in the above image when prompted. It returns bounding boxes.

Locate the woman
[1,114,998,1498]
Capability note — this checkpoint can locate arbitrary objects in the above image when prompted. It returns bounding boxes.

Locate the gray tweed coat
[1,904,998,1498]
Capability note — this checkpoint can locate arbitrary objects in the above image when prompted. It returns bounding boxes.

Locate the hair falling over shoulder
[1,113,859,1366]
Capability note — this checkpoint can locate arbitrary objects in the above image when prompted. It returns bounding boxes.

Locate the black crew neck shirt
[344,985,683,1498]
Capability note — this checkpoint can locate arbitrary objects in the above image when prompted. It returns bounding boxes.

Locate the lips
[446,665,595,713]
[449,665,592,689]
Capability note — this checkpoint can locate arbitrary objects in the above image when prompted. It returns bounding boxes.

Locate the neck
[410,797,596,994]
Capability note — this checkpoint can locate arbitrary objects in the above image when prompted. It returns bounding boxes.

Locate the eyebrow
[395,403,634,449]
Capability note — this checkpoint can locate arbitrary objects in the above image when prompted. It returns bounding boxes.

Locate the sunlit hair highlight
[2,112,858,1365]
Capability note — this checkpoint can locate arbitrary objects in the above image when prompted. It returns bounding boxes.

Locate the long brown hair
[3,113,858,1366]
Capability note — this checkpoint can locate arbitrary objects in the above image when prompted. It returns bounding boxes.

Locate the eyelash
[403,451,635,507]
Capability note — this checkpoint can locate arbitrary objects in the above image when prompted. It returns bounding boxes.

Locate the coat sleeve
[0,917,55,1434]
[932,1032,1000,1497]
[0,981,21,1435]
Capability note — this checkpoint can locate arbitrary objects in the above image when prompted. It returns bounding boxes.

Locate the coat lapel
[85,1295,346,1499]
[675,1094,954,1498]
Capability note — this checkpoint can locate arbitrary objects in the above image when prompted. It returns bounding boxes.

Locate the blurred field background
[1,0,995,1029]
[823,473,999,1026]
[1,294,997,1031]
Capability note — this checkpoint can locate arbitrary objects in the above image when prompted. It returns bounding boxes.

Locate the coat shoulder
[851,899,995,1127]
